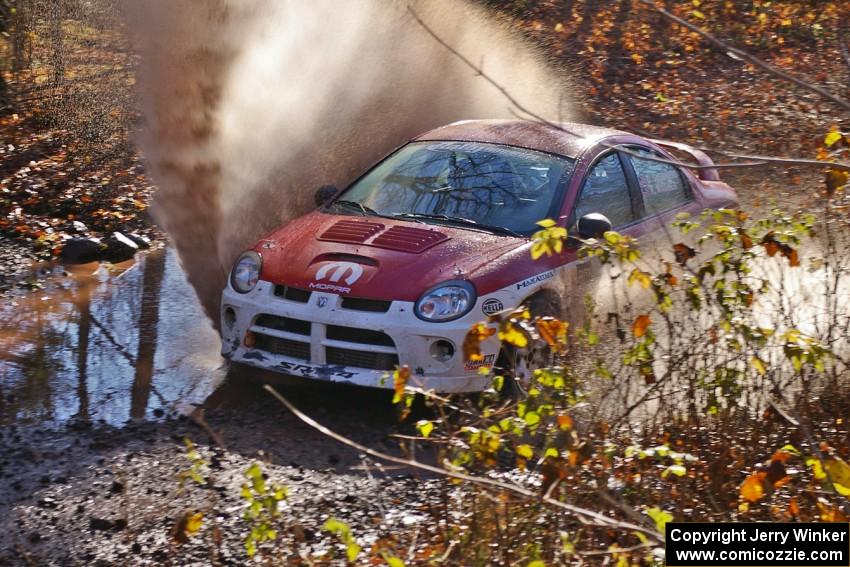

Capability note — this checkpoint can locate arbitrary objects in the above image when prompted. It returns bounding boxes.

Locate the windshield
[332,141,575,236]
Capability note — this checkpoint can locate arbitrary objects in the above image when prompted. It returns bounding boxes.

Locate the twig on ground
[263,384,664,542]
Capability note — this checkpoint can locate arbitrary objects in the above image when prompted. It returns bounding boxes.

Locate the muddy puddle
[0,248,226,427]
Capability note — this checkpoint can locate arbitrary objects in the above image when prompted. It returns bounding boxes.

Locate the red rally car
[220,120,738,392]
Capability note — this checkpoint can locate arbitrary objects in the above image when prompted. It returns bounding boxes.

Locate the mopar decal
[315,262,363,285]
[516,270,555,290]
[310,261,364,294]
[465,353,496,371]
[482,298,504,316]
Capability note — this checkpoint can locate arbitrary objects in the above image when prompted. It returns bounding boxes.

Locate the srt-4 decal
[516,270,555,290]
[465,353,496,371]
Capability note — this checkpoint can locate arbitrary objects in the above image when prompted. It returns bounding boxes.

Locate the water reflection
[0,248,225,426]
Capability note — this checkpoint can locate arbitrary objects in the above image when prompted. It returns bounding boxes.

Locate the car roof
[413,119,630,159]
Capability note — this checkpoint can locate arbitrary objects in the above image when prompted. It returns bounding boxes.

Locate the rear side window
[574,153,634,227]
[627,149,691,214]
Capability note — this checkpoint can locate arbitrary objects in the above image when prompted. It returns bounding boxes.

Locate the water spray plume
[127,0,572,326]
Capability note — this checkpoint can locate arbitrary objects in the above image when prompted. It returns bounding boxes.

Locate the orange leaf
[557,414,573,430]
[463,323,496,362]
[673,243,696,265]
[740,232,753,250]
[536,317,568,350]
[740,471,767,503]
[632,314,651,337]
[788,497,800,517]
[393,366,411,403]
[817,501,848,522]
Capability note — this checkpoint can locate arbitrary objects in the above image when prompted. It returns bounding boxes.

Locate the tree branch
[635,0,850,112]
[408,6,850,175]
[263,384,663,542]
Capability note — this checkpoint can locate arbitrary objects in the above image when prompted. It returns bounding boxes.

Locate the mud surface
[0,248,433,565]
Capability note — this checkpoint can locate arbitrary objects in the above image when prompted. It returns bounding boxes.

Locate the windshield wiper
[329,200,379,216]
[392,213,522,237]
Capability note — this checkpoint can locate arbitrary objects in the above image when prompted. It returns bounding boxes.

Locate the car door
[619,145,702,259]
[560,150,642,323]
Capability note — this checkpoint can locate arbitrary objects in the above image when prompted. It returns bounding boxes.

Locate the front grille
[274,285,311,302]
[327,325,394,347]
[255,314,311,336]
[327,347,398,370]
[340,296,391,313]
[254,334,310,360]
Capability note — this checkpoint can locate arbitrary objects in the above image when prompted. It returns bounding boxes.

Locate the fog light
[223,307,237,330]
[430,339,455,362]
[243,331,256,348]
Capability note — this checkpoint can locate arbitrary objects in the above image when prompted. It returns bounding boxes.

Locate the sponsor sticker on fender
[516,270,555,290]
[465,353,496,371]
[482,298,504,316]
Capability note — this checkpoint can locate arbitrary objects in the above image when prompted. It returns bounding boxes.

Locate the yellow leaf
[823,457,850,495]
[628,269,651,289]
[691,9,705,19]
[806,457,827,480]
[186,512,203,534]
[632,314,651,337]
[499,321,528,348]
[740,472,766,502]
[554,22,564,32]
[750,356,766,375]
[757,12,767,24]
[516,444,534,459]
[825,130,843,147]
[780,18,792,26]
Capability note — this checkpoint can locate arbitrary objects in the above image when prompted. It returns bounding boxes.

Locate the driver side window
[574,153,635,228]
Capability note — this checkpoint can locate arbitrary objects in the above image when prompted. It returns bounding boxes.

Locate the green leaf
[523,411,541,427]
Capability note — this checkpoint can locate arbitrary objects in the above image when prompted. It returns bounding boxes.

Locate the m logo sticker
[314,262,363,285]
[310,261,365,294]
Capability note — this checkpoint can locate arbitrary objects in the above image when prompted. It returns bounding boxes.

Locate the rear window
[627,148,691,213]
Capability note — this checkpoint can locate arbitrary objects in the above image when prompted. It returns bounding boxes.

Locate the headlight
[230,251,262,293]
[414,280,476,322]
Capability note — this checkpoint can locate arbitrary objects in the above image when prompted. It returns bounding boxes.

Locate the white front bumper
[220,281,501,392]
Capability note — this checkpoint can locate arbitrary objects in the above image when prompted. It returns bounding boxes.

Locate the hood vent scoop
[318,220,384,244]
[370,225,448,253]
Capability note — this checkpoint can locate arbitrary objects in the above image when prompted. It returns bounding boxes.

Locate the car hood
[255,211,534,301]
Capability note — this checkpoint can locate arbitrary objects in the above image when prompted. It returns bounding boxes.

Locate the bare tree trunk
[75,279,92,420]
[130,251,167,420]
[48,0,65,86]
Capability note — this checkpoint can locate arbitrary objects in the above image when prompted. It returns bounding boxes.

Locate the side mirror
[577,213,612,239]
[314,185,338,207]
